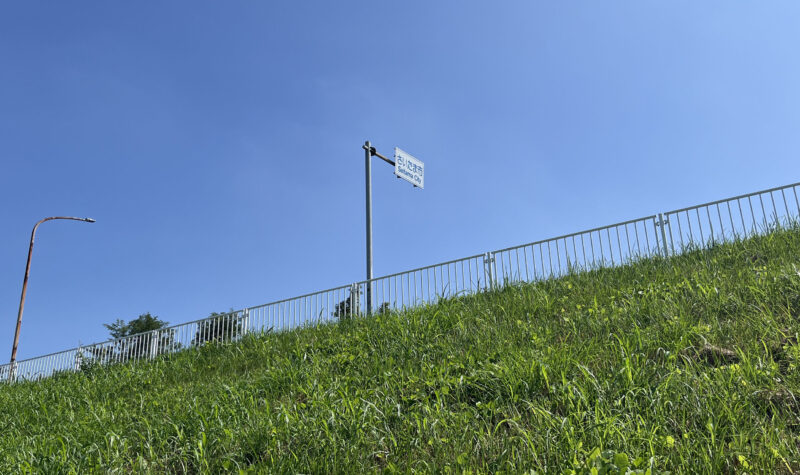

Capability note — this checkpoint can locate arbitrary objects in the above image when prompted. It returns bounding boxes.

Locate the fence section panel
[664,182,800,254]
[491,215,661,288]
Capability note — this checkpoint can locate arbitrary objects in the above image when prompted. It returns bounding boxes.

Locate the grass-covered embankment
[2,229,800,473]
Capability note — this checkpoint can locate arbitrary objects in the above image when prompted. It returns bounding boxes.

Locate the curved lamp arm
[9,217,95,369]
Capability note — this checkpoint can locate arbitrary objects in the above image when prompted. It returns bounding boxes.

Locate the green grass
[2,229,800,473]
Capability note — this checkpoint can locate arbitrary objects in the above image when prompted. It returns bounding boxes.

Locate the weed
[1,229,800,472]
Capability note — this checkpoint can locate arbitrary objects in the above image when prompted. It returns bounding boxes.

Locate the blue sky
[2,2,799,361]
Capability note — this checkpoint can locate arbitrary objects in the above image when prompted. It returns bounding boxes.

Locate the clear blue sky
[2,2,799,361]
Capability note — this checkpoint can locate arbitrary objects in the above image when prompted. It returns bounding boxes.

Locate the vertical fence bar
[793,187,800,223]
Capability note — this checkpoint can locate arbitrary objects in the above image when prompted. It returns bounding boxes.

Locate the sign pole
[361,141,422,316]
[364,140,373,315]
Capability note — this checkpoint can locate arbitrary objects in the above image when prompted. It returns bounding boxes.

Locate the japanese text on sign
[394,148,424,189]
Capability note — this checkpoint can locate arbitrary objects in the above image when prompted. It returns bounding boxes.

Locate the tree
[86,313,178,366]
[104,313,169,339]
[192,310,245,346]
[332,287,361,320]
[331,288,392,320]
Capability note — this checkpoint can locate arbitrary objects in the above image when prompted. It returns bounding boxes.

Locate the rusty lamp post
[9,216,95,372]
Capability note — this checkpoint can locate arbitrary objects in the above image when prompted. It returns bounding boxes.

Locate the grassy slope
[2,229,800,473]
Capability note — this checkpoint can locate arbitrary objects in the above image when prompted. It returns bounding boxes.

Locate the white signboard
[394,148,424,189]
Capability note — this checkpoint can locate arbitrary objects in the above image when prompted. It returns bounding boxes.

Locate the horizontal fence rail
[2,181,799,383]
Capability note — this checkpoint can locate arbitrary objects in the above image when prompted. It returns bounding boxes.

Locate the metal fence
[2,181,799,383]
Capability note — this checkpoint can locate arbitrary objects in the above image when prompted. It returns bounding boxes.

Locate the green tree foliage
[332,287,361,320]
[332,289,392,320]
[85,313,178,366]
[192,311,245,346]
[104,313,169,339]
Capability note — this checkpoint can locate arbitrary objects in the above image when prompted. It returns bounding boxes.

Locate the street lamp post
[9,217,95,374]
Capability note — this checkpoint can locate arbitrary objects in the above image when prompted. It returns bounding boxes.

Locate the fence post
[483,252,495,290]
[149,331,159,359]
[350,283,359,317]
[75,345,83,372]
[657,213,670,257]
[241,309,250,338]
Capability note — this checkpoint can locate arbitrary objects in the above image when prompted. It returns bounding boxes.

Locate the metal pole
[9,216,95,372]
[364,140,373,315]
[658,213,669,257]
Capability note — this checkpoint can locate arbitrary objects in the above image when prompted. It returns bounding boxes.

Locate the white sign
[394,148,424,189]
